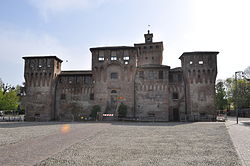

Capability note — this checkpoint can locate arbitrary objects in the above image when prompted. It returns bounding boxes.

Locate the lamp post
[235,71,247,124]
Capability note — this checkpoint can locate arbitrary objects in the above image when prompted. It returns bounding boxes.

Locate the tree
[235,79,250,109]
[90,105,101,120]
[224,75,250,110]
[215,81,228,110]
[0,79,20,111]
[118,103,127,118]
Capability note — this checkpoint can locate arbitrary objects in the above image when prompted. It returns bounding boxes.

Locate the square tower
[22,56,63,121]
[135,31,164,66]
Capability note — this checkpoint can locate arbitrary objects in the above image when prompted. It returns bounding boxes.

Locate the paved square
[0,122,241,166]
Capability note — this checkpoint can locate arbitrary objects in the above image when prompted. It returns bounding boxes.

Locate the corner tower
[179,52,218,121]
[134,31,164,66]
[22,56,62,121]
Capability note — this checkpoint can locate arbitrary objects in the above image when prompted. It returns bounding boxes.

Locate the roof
[179,51,219,59]
[22,56,63,62]
[59,70,92,76]
[90,46,135,51]
[134,41,163,46]
[137,64,170,69]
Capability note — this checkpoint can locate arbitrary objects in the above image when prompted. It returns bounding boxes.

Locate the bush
[118,103,127,118]
[90,105,101,120]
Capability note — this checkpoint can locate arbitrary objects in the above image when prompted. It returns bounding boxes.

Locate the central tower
[134,31,164,66]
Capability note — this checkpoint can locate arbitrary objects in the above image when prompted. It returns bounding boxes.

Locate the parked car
[216,114,226,122]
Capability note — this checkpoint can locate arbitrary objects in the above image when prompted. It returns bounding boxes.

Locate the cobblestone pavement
[0,122,241,166]
[226,117,250,166]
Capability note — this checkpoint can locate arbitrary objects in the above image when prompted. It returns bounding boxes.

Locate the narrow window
[38,59,42,68]
[139,71,144,79]
[190,61,193,65]
[178,74,182,82]
[90,93,94,100]
[98,50,105,61]
[61,94,66,100]
[111,51,117,61]
[84,76,91,84]
[57,61,60,69]
[124,61,129,65]
[169,74,173,83]
[148,112,155,117]
[173,92,179,100]
[159,70,163,79]
[111,72,118,79]
[149,71,154,80]
[47,59,51,67]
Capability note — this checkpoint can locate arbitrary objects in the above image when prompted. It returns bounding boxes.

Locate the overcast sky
[0,0,249,85]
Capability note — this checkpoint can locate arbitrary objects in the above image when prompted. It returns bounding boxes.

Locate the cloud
[26,0,114,21]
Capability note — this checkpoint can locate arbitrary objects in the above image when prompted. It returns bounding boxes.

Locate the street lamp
[235,71,247,124]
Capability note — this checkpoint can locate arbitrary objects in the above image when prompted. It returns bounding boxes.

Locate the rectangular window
[123,56,129,60]
[139,71,144,79]
[199,61,204,64]
[98,50,104,61]
[84,76,92,84]
[61,94,66,100]
[159,70,163,79]
[169,74,173,83]
[38,59,42,68]
[149,71,154,80]
[111,56,117,61]
[111,51,117,61]
[178,74,182,82]
[172,92,179,100]
[47,59,51,67]
[90,93,94,100]
[111,72,118,79]
[148,112,155,117]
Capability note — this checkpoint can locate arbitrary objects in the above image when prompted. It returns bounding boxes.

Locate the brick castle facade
[21,31,218,121]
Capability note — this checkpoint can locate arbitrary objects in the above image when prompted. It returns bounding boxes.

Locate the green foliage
[118,103,127,118]
[0,82,20,110]
[234,79,250,109]
[215,81,228,110]
[223,74,250,110]
[90,105,101,119]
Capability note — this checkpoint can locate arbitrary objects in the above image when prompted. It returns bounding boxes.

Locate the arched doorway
[110,90,118,110]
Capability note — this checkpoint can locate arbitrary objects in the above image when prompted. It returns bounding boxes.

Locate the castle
[21,31,218,121]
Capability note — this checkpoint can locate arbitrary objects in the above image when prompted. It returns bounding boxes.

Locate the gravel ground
[31,122,241,166]
[0,122,87,146]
